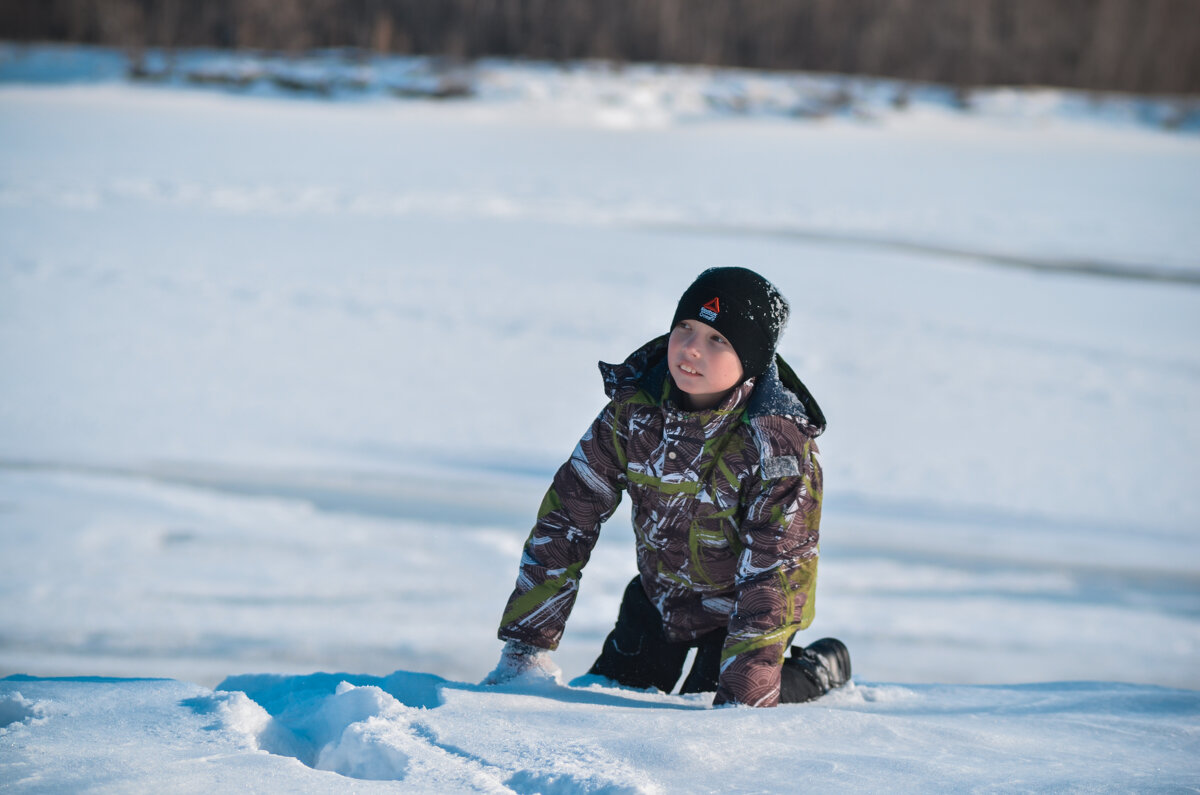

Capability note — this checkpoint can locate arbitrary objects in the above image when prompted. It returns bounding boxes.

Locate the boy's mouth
[677,363,702,376]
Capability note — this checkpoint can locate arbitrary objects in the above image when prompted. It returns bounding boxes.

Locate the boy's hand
[482,640,562,685]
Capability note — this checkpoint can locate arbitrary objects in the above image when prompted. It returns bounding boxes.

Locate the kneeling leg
[588,576,691,693]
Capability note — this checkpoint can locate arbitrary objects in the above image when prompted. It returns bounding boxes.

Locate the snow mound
[3,673,1198,791]
[305,684,414,780]
[205,670,447,778]
[202,670,661,790]
[193,677,452,783]
[0,692,45,731]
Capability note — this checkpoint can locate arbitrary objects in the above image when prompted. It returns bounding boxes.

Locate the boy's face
[667,318,745,410]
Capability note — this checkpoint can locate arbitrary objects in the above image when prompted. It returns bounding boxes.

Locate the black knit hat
[670,267,789,380]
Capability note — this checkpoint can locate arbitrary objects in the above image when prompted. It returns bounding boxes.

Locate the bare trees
[2,0,1197,93]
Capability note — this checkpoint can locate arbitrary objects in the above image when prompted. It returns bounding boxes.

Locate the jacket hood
[598,336,826,437]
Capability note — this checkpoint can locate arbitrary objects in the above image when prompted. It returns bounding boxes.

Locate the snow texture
[0,692,44,731]
[0,45,1198,790]
[2,673,1198,791]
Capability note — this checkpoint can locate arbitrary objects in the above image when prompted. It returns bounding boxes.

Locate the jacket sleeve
[714,421,822,707]
[497,401,629,650]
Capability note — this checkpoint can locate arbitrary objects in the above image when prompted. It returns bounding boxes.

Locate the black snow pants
[588,576,726,694]
[588,576,834,703]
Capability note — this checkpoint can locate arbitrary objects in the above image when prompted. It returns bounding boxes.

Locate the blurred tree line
[2,0,1197,94]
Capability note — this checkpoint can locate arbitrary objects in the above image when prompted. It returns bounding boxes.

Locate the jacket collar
[598,336,826,436]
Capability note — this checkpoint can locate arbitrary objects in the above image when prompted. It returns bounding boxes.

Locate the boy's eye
[711,335,727,345]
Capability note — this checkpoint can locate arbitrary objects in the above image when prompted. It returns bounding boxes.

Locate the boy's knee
[618,576,662,629]
[591,576,691,692]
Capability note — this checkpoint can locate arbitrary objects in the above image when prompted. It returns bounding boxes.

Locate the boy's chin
[668,373,699,395]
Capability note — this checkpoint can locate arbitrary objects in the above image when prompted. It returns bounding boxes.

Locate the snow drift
[4,672,1198,792]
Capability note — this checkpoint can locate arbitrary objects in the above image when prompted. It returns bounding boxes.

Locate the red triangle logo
[702,297,720,314]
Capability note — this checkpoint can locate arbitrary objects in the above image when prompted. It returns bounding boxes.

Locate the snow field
[2,80,1197,532]
[4,673,1198,792]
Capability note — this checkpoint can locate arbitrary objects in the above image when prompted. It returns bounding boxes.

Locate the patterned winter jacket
[497,335,826,707]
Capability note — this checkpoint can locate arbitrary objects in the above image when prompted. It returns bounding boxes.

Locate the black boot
[779,637,851,704]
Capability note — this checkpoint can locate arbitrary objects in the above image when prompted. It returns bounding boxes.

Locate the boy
[485,267,849,707]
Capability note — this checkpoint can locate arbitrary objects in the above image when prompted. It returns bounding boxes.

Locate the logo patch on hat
[699,296,720,322]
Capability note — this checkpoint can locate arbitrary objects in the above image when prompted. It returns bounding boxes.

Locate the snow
[1,45,1199,790]
[3,674,1198,791]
